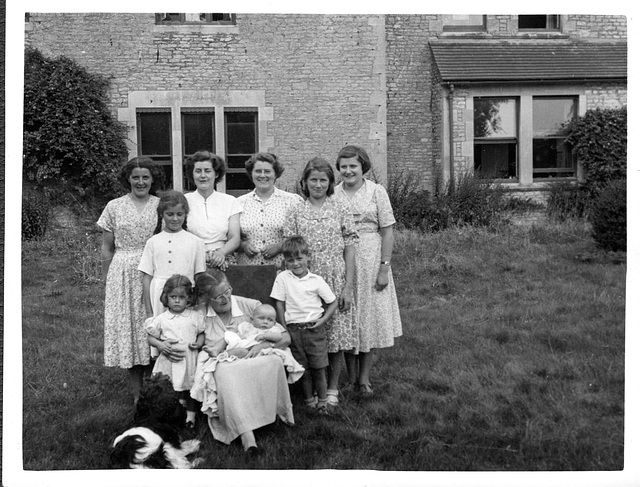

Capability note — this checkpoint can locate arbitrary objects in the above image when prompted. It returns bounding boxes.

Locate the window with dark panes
[442,15,485,32]
[137,109,173,187]
[225,110,258,196]
[518,15,560,30]
[181,109,215,191]
[155,13,235,24]
[532,97,576,179]
[473,98,518,179]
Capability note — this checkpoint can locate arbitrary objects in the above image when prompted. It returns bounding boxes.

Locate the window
[137,109,173,185]
[155,13,235,25]
[442,15,486,32]
[518,15,560,30]
[181,109,216,191]
[532,97,576,179]
[473,98,518,179]
[225,110,258,196]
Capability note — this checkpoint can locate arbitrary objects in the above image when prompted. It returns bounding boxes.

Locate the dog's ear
[110,435,146,468]
[144,446,172,469]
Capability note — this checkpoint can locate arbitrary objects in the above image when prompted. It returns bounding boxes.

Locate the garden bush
[588,179,626,252]
[22,191,50,241]
[565,107,626,197]
[23,48,128,200]
[546,181,590,222]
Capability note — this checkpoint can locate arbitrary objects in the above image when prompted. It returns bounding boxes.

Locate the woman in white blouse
[236,153,303,268]
[184,151,241,271]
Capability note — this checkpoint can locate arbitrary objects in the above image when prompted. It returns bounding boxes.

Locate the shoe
[245,446,265,458]
[316,403,330,416]
[185,420,196,430]
[359,383,373,395]
[304,396,318,409]
[326,390,339,406]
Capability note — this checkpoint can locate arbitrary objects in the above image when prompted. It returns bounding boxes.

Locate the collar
[166,308,192,319]
[189,190,217,202]
[248,187,284,202]
[205,295,245,318]
[285,269,316,281]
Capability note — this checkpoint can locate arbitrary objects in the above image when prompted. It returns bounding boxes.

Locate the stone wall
[25,13,387,189]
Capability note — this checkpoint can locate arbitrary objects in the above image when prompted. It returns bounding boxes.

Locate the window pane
[442,15,484,27]
[225,112,257,158]
[182,113,214,155]
[518,15,559,29]
[474,99,517,138]
[225,172,252,190]
[533,139,574,178]
[138,112,171,156]
[533,97,576,136]
[474,143,517,179]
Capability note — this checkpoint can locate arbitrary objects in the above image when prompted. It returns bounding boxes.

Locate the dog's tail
[163,439,202,469]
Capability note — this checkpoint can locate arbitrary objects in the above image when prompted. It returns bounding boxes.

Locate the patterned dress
[283,197,359,353]
[236,188,303,267]
[334,180,402,353]
[97,194,159,368]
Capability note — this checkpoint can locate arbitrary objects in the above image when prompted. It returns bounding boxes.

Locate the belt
[287,321,317,330]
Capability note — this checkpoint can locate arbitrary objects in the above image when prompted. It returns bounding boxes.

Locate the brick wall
[25,13,387,190]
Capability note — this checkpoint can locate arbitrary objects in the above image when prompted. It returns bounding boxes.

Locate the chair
[220,265,279,306]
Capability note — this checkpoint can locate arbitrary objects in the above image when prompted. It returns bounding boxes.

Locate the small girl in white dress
[146,275,206,428]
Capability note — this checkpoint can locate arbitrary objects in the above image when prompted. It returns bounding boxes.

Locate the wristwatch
[380,260,391,266]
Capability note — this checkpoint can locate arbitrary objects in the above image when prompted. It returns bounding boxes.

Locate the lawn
[17,216,626,476]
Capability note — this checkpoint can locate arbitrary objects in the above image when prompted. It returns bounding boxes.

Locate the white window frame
[118,90,274,193]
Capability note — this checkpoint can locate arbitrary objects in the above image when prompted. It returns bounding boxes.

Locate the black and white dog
[110,375,203,469]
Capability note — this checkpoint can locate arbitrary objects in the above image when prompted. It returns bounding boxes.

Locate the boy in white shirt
[270,236,338,414]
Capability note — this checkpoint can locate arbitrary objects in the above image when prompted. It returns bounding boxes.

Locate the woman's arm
[376,225,394,291]
[221,213,241,256]
[101,230,115,281]
[141,272,154,318]
[339,244,356,310]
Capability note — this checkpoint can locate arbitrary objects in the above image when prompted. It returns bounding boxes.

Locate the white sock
[186,411,196,422]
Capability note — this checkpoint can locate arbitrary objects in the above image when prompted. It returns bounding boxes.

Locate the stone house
[25,13,627,200]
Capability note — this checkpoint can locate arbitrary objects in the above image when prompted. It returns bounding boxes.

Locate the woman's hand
[242,241,260,258]
[158,339,187,363]
[188,342,200,351]
[227,347,249,359]
[339,284,353,311]
[375,267,390,291]
[206,249,227,270]
[260,243,281,261]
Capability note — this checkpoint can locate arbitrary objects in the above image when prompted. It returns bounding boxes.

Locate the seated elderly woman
[190,270,296,454]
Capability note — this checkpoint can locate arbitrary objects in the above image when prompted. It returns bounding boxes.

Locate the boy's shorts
[287,322,328,370]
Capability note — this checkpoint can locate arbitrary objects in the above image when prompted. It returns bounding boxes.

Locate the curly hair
[159,274,195,308]
[185,151,227,185]
[193,270,229,309]
[244,152,285,179]
[299,157,335,198]
[335,145,372,174]
[118,156,166,195]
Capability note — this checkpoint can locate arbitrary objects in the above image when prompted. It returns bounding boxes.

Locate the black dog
[110,374,203,469]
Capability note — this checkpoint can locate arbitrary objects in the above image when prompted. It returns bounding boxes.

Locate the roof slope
[430,41,627,83]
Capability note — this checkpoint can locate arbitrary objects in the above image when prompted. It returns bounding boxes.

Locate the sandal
[326,389,339,406]
[359,383,373,395]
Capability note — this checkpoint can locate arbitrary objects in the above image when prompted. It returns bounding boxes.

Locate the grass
[20,217,625,472]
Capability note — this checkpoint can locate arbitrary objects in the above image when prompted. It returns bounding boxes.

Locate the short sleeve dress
[236,188,303,267]
[283,197,359,353]
[334,179,402,353]
[97,194,159,368]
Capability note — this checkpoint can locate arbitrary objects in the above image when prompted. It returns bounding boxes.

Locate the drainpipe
[447,83,455,194]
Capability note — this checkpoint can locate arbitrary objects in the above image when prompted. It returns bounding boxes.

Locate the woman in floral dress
[237,152,303,268]
[283,157,358,406]
[334,145,402,395]
[97,157,164,406]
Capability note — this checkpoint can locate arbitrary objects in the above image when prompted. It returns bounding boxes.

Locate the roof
[430,41,627,83]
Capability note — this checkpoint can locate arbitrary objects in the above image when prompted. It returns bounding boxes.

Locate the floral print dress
[283,197,359,353]
[334,180,402,353]
[97,194,159,368]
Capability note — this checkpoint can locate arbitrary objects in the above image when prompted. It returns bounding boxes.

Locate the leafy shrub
[546,181,590,222]
[23,48,128,199]
[22,192,50,241]
[588,179,626,251]
[566,107,626,197]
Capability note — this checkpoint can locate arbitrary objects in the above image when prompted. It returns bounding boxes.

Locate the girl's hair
[118,156,166,195]
[159,274,195,308]
[154,190,189,234]
[299,157,335,198]
[335,145,372,174]
[281,235,311,259]
[185,150,227,185]
[245,152,285,180]
[194,270,229,309]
